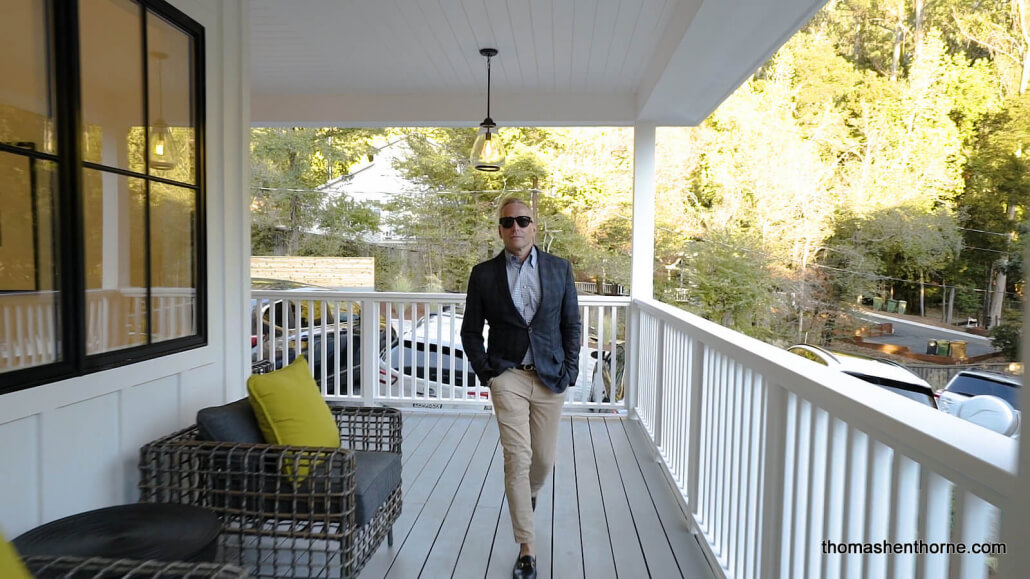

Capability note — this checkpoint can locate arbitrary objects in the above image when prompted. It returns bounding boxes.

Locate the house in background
[1,1,1028,577]
[317,138,416,245]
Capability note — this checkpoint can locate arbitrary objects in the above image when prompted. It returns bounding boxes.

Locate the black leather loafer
[513,555,536,579]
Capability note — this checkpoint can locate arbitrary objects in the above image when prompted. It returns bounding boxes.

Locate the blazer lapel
[535,248,551,324]
[494,251,526,326]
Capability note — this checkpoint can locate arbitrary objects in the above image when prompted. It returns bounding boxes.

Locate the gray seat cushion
[196,398,264,443]
[353,451,402,527]
[194,399,399,528]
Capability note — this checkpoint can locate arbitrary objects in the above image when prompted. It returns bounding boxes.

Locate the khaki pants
[490,368,566,544]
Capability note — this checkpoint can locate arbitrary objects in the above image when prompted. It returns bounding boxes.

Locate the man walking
[461,197,581,579]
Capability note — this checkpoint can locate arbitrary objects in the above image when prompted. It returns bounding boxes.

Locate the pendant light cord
[486,54,492,121]
[156,56,164,119]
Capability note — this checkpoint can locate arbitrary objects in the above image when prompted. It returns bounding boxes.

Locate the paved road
[857,311,996,358]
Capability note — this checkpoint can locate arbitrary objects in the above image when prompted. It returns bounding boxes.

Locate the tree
[990,309,1023,359]
[250,127,382,255]
[678,231,791,341]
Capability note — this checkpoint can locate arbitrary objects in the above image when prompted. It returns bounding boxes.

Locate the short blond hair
[497,196,530,219]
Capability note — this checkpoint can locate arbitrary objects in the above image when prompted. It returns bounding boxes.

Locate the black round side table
[13,503,221,563]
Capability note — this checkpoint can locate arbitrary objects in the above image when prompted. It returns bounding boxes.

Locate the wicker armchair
[138,406,402,578]
[23,555,249,578]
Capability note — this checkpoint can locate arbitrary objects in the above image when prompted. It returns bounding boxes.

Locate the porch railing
[250,288,1014,578]
[250,290,629,411]
[631,297,1015,579]
[0,288,195,371]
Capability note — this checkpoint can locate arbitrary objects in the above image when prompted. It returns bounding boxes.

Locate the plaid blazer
[460,248,581,393]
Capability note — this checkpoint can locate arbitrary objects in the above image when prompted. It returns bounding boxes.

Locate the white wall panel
[121,376,180,501]
[0,415,41,534]
[0,0,248,537]
[43,393,121,522]
[180,362,229,424]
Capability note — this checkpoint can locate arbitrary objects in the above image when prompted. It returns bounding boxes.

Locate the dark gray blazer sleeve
[559,260,581,386]
[460,264,495,385]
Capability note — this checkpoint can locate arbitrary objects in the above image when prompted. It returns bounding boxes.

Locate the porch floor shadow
[358,411,716,579]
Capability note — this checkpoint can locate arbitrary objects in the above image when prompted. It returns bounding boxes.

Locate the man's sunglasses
[499,216,533,228]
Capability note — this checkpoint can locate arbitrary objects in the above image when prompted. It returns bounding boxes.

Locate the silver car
[787,344,937,408]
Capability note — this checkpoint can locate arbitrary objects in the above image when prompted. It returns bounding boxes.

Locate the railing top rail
[633,297,1017,503]
[250,290,465,301]
[250,289,630,306]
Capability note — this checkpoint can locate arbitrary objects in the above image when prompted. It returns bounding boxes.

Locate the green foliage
[677,231,788,340]
[244,0,1026,342]
[250,128,383,256]
[990,310,1023,360]
[381,128,634,291]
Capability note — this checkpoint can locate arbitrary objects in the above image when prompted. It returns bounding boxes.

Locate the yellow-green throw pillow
[247,356,341,481]
[0,531,31,579]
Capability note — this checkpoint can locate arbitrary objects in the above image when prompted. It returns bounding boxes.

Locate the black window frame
[0,0,207,394]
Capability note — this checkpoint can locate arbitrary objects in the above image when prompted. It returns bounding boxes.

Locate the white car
[786,345,937,408]
[385,311,607,403]
[937,370,1022,436]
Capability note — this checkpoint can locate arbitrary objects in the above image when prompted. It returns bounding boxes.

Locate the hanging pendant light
[149,51,178,171]
[470,48,505,172]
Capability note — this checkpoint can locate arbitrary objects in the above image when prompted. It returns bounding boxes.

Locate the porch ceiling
[249,0,828,127]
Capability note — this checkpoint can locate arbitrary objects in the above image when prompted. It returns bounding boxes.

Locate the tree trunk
[947,285,956,325]
[914,0,926,66]
[990,267,1007,328]
[1021,44,1030,94]
[798,238,810,340]
[1019,0,1030,93]
[854,20,863,62]
[890,2,905,81]
[288,195,301,255]
[919,271,926,317]
[989,202,1018,327]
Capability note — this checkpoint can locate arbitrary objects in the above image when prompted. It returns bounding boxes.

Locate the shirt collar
[505,246,537,268]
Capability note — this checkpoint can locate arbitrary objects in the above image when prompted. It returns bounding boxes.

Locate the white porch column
[216,0,251,401]
[999,242,1030,576]
[631,122,656,300]
[627,123,656,416]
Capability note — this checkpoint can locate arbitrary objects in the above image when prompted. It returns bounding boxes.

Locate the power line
[685,236,1022,298]
[251,186,537,196]
[958,226,1014,237]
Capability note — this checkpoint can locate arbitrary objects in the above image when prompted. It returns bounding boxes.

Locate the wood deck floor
[359,411,715,579]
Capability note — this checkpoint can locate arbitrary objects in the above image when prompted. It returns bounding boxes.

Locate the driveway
[857,311,995,358]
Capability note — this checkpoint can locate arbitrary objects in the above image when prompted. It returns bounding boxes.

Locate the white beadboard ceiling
[250,0,828,126]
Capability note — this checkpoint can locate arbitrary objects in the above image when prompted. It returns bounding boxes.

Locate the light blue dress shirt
[505,247,541,364]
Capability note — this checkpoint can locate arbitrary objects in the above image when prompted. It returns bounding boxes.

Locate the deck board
[385,416,489,579]
[551,415,584,578]
[623,414,717,578]
[590,417,650,576]
[357,411,713,579]
[573,417,616,579]
[605,418,689,577]
[451,443,504,579]
[419,418,500,578]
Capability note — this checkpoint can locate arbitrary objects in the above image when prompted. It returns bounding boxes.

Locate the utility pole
[988,203,1017,328]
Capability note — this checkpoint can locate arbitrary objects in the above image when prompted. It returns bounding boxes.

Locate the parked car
[387,311,480,399]
[386,311,606,402]
[786,345,938,408]
[250,278,395,393]
[937,370,1022,435]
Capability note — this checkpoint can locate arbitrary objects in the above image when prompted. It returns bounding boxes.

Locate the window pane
[0,0,55,155]
[83,168,147,353]
[79,0,145,169]
[150,182,196,342]
[147,12,195,184]
[0,152,60,372]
